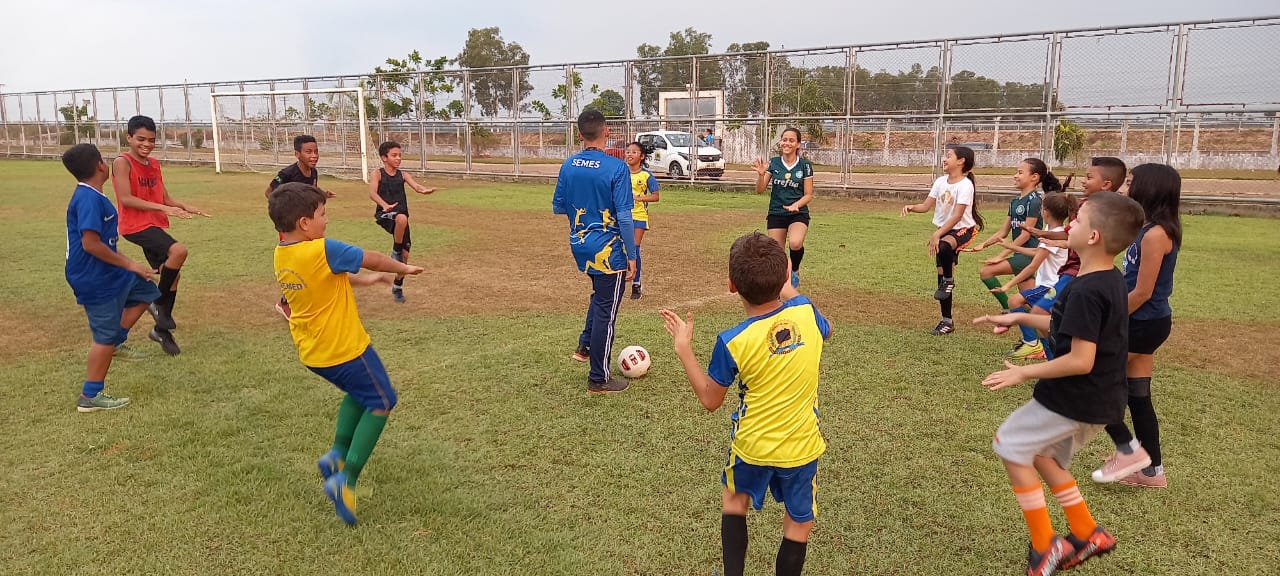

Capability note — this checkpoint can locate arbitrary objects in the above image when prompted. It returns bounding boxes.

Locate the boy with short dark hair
[269,181,422,526]
[265,134,334,319]
[63,143,163,412]
[111,115,210,356]
[660,232,831,576]
[973,192,1146,576]
[369,140,435,303]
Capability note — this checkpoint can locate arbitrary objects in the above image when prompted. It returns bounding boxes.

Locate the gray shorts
[993,399,1103,468]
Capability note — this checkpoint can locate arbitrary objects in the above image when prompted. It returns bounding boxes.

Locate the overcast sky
[0,0,1275,93]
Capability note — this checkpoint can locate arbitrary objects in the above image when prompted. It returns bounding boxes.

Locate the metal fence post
[183,83,193,162]
[1043,32,1064,167]
[512,66,521,176]
[462,70,473,172]
[842,47,856,186]
[933,40,953,180]
[1164,24,1189,165]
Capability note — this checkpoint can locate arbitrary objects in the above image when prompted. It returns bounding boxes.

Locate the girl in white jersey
[901,146,984,335]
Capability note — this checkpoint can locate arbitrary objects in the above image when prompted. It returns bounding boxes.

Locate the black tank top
[375,168,408,216]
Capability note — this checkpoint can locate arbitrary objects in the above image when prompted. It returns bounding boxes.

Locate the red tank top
[116,154,170,235]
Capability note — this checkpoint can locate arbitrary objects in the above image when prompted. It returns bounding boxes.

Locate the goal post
[209,86,369,182]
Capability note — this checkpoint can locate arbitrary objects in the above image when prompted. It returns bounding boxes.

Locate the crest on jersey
[1016,205,1026,215]
[767,319,805,355]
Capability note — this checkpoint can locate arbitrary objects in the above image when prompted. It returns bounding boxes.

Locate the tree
[58,102,96,144]
[586,90,626,118]
[1054,119,1087,165]
[633,28,724,116]
[455,27,533,117]
[723,41,770,117]
[364,50,461,121]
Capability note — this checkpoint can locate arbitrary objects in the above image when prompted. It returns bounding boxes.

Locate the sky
[0,0,1276,93]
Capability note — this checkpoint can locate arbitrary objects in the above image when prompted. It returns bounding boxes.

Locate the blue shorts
[1032,274,1074,312]
[722,454,819,522]
[634,219,649,230]
[308,345,399,411]
[1020,285,1053,309]
[82,275,161,346]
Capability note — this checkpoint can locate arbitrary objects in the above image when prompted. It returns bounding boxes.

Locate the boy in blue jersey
[552,110,637,394]
[61,144,163,412]
[660,232,831,576]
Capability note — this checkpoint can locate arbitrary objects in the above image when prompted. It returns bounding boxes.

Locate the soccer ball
[617,345,651,378]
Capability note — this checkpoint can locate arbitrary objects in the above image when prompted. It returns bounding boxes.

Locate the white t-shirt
[1035,226,1068,287]
[928,176,976,230]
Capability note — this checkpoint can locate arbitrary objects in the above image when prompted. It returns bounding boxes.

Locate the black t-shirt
[374,168,408,217]
[1032,268,1129,424]
[269,163,319,190]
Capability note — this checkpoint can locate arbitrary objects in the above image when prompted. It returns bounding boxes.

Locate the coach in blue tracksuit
[553,109,637,395]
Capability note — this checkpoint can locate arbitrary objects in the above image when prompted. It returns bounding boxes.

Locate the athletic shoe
[1062,526,1117,570]
[149,328,181,356]
[323,472,358,526]
[317,449,344,481]
[1007,341,1045,360]
[930,319,955,335]
[76,393,130,413]
[392,286,406,304]
[112,343,149,361]
[630,283,642,300]
[1026,536,1074,576]
[1090,446,1152,483]
[571,346,590,363]
[275,298,292,320]
[934,277,955,301]
[791,271,800,288]
[587,377,629,394]
[1116,468,1168,489]
[148,302,176,331]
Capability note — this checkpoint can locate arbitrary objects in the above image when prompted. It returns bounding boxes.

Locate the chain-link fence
[3,16,1278,188]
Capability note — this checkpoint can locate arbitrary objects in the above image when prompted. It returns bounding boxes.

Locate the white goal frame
[209,86,369,182]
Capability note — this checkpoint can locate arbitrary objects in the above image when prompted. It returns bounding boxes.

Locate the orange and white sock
[1014,483,1055,552]
[1051,480,1098,540]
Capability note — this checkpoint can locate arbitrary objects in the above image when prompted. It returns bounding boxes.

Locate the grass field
[0,158,1276,575]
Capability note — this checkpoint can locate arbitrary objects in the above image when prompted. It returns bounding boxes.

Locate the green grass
[0,158,1277,575]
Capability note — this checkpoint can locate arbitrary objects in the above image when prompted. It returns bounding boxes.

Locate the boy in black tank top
[369,141,435,303]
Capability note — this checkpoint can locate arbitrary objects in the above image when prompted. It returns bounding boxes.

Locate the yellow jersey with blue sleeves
[629,169,658,222]
[552,149,638,275]
[708,295,831,468]
[274,238,371,368]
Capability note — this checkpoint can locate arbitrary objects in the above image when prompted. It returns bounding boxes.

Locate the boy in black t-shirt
[368,141,435,303]
[264,135,334,318]
[973,192,1145,576]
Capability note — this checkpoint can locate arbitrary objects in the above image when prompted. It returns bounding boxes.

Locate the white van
[636,130,725,179]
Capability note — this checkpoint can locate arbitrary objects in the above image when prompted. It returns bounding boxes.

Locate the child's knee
[394,214,409,226]
[168,243,188,262]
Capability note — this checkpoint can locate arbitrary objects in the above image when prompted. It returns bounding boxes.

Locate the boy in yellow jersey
[268,182,423,526]
[660,232,831,576]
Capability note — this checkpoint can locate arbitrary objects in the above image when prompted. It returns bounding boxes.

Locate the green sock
[982,277,1010,309]
[344,410,389,487]
[332,394,363,458]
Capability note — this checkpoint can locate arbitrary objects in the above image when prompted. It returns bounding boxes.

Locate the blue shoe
[791,271,800,288]
[323,472,358,526]
[317,449,344,480]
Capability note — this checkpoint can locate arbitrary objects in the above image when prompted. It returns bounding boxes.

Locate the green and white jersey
[1007,189,1043,248]
[767,156,813,216]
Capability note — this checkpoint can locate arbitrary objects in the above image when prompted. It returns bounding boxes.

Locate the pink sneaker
[1090,447,1152,483]
[993,324,1011,335]
[1117,469,1168,489]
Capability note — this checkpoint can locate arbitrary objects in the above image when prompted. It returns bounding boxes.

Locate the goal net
[210,86,369,181]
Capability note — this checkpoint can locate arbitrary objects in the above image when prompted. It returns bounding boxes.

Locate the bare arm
[999,249,1049,291]
[403,172,436,194]
[974,217,1013,250]
[1020,225,1067,241]
[974,311,1051,333]
[660,310,731,412]
[1128,226,1171,315]
[788,177,814,211]
[347,272,393,287]
[900,196,937,216]
[367,170,395,211]
[1000,241,1041,257]
[361,249,420,275]
[81,230,153,280]
[982,339,1097,391]
[753,158,770,193]
[111,157,171,213]
[1008,216,1039,248]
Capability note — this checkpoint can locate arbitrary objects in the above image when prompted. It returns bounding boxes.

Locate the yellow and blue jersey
[708,295,831,468]
[552,149,638,275]
[274,238,371,368]
[629,169,658,222]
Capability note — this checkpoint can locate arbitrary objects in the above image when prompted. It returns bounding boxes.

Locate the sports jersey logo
[795,171,803,178]
[766,319,805,355]
[941,190,954,206]
[1016,205,1025,215]
[277,269,307,292]
[784,173,792,180]
[137,176,158,188]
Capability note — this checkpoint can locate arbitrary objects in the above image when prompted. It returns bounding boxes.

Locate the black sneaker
[587,377,629,394]
[934,277,955,301]
[930,319,955,335]
[571,346,590,362]
[148,328,181,356]
[392,286,406,304]
[149,302,176,331]
[630,283,642,300]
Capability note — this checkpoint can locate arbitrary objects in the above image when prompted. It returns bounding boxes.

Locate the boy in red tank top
[111,115,210,356]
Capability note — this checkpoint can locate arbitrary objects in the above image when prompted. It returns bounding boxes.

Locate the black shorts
[123,226,177,270]
[942,226,976,250]
[766,211,811,230]
[1129,315,1172,355]
[375,212,412,251]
